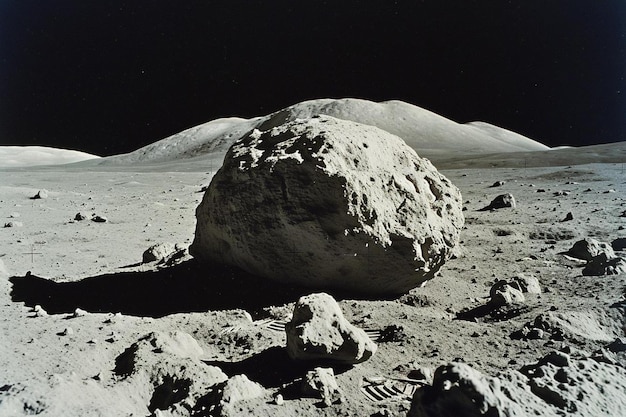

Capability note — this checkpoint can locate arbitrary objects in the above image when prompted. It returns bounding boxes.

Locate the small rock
[31,189,48,199]
[302,367,344,407]
[480,193,516,211]
[510,274,541,294]
[286,292,377,363]
[528,328,544,339]
[3,221,23,228]
[9,212,20,218]
[561,212,574,222]
[489,280,525,306]
[142,242,178,263]
[73,308,88,318]
[273,393,284,406]
[91,215,107,223]
[74,213,87,221]
[33,305,48,317]
[490,181,506,187]
[221,374,266,405]
[582,253,626,276]
[60,327,74,336]
[565,238,614,261]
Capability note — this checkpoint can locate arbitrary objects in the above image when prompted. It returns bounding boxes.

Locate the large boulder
[285,292,376,364]
[190,115,464,294]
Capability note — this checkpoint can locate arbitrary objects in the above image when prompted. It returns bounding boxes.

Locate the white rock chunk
[302,367,344,407]
[285,292,376,364]
[190,115,464,294]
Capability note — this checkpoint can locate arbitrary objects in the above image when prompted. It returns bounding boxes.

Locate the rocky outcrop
[409,349,626,417]
[190,115,464,294]
[285,293,376,364]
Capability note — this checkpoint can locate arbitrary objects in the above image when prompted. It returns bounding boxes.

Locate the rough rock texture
[582,253,626,276]
[285,293,377,364]
[113,331,227,415]
[566,238,614,261]
[510,274,541,294]
[218,374,266,412]
[409,350,626,417]
[190,115,464,294]
[142,243,186,264]
[301,367,344,407]
[489,280,525,306]
[480,193,516,211]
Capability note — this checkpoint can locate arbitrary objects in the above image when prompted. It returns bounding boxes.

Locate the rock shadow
[9,259,390,318]
[204,346,352,392]
[456,302,530,323]
[9,259,317,318]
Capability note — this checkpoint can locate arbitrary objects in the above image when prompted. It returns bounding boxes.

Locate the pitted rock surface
[190,115,464,294]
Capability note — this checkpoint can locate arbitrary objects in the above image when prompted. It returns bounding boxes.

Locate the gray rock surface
[582,253,626,276]
[566,238,614,261]
[31,189,48,199]
[142,242,179,263]
[219,374,266,408]
[191,115,464,294]
[285,292,376,364]
[409,349,626,417]
[113,331,227,415]
[301,367,344,407]
[510,274,541,294]
[480,193,516,211]
[489,280,525,306]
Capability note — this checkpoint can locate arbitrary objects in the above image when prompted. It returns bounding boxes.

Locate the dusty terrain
[1,157,624,416]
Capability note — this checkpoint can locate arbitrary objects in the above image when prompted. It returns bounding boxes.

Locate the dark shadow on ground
[204,346,352,390]
[455,302,531,323]
[9,259,390,318]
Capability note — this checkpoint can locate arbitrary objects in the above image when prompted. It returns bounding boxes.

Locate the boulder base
[190,116,464,294]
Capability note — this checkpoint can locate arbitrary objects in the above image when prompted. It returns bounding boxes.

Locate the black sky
[1,1,625,156]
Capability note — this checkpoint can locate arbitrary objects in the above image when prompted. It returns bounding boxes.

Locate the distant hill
[0,146,100,168]
[92,98,549,167]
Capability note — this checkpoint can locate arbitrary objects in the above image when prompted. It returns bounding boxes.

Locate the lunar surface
[1,99,624,416]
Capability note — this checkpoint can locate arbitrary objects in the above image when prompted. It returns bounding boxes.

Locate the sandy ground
[1,160,625,416]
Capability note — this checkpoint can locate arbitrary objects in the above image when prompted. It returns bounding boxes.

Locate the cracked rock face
[190,115,464,294]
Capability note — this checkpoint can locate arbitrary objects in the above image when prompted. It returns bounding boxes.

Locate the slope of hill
[0,146,100,168]
[89,98,549,167]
